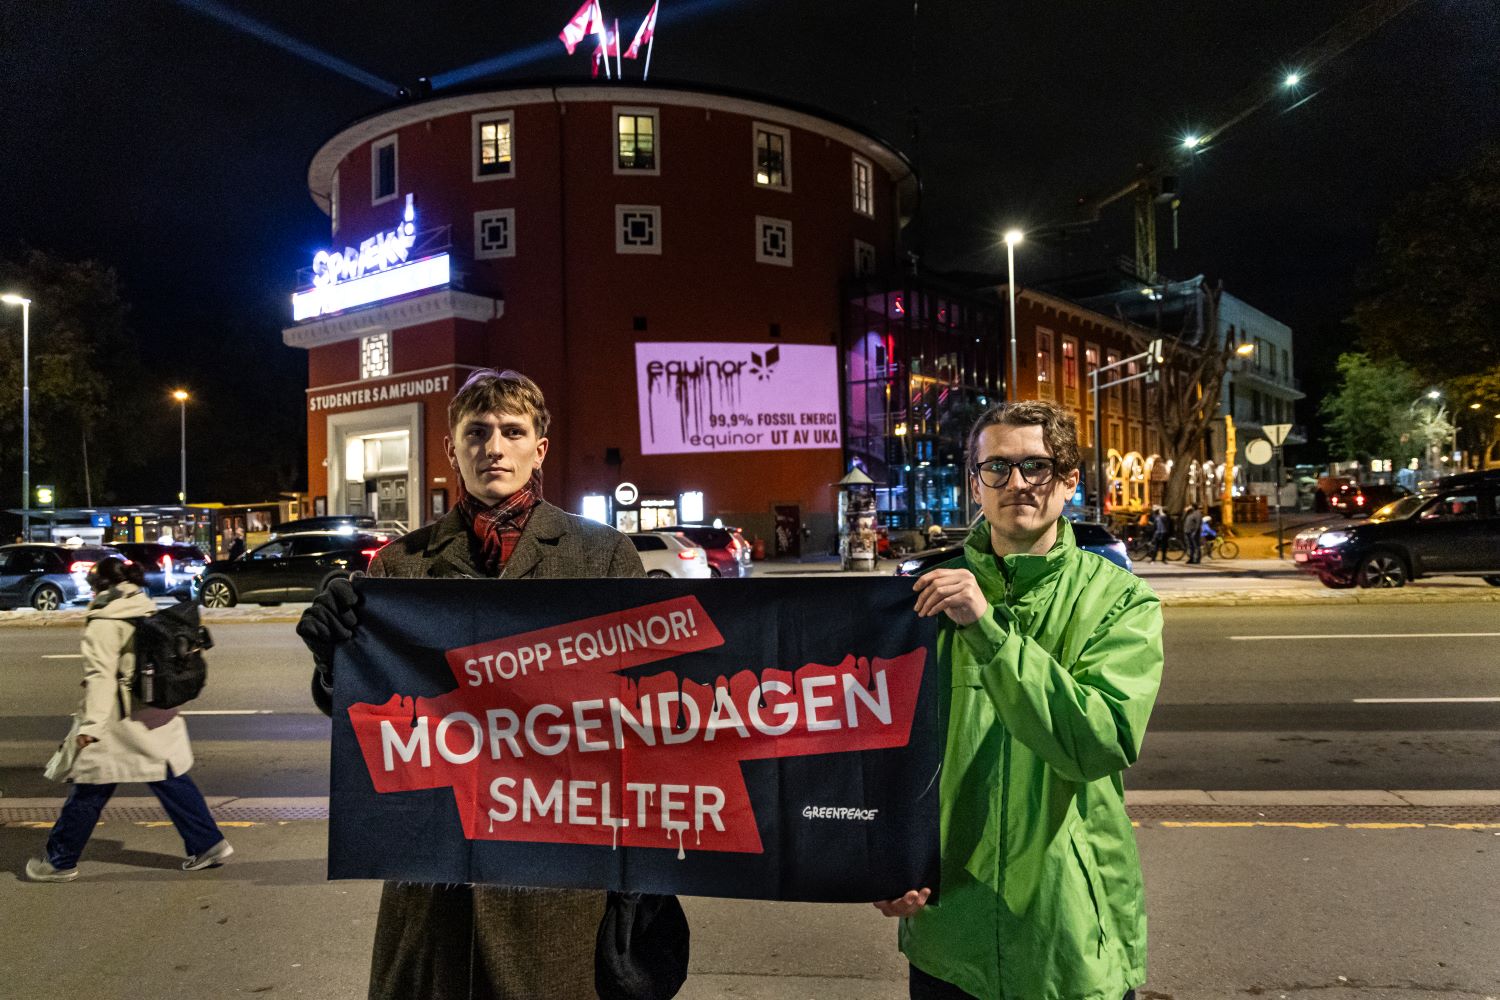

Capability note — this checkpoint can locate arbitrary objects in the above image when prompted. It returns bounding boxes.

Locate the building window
[1282,348,1290,382]
[615,108,658,174]
[1084,344,1099,398]
[1062,336,1079,405]
[616,205,662,254]
[330,169,340,236]
[852,154,874,217]
[853,239,876,277]
[755,216,793,266]
[371,135,397,206]
[753,122,791,190]
[1127,360,1141,415]
[360,333,390,380]
[474,209,515,259]
[1035,329,1054,398]
[1106,351,1122,409]
[473,112,514,181]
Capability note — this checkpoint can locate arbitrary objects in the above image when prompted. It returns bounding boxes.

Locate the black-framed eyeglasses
[972,457,1057,488]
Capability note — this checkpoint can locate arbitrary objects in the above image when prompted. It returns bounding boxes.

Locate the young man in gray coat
[298,369,644,1000]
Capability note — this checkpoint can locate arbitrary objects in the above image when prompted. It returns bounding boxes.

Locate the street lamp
[1003,229,1024,402]
[2,293,32,540]
[172,389,189,503]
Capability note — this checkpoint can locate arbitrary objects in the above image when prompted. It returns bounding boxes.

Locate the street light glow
[1182,134,1203,149]
[1,293,31,305]
[1284,72,1302,87]
[1427,390,1441,400]
[1236,343,1256,356]
[172,389,189,402]
[1003,229,1024,246]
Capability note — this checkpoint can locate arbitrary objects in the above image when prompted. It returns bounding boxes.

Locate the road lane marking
[41,654,83,659]
[1352,697,1500,704]
[1230,632,1500,641]
[180,709,278,715]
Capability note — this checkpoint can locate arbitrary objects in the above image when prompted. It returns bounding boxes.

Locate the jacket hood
[86,584,156,620]
[963,516,1077,598]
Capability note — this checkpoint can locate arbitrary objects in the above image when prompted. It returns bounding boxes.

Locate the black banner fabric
[329,577,941,903]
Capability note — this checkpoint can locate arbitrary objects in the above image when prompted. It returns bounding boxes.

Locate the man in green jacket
[879,399,1164,1000]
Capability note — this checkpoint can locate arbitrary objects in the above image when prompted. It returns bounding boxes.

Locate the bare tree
[1145,281,1236,514]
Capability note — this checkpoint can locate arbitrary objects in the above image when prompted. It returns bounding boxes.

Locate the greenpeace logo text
[802,805,880,822]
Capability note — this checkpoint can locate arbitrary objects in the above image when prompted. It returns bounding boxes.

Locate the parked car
[1292,469,1500,588]
[111,542,208,599]
[893,521,1131,576]
[1327,481,1412,518]
[194,530,388,607]
[673,524,752,578]
[0,543,122,611]
[627,532,712,579]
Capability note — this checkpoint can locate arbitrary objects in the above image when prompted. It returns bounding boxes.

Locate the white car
[628,532,712,579]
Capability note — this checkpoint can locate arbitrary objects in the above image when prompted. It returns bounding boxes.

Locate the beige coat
[69,583,194,785]
[363,503,644,1000]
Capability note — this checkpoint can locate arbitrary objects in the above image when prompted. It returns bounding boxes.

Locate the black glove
[296,577,360,686]
[595,892,689,1000]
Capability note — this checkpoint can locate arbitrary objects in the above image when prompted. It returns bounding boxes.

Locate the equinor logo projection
[330,578,940,903]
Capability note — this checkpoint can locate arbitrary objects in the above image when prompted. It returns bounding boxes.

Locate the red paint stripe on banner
[443,595,725,687]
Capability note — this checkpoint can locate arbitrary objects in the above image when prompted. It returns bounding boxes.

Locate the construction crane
[1077,0,1425,283]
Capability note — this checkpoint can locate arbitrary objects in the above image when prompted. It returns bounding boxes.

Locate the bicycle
[1203,534,1239,559]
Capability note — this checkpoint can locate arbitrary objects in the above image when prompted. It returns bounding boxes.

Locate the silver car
[627,532,712,579]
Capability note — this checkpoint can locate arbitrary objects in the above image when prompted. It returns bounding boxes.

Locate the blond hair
[447,370,551,437]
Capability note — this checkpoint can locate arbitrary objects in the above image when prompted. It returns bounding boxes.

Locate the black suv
[0,543,122,611]
[194,531,388,607]
[1292,470,1500,588]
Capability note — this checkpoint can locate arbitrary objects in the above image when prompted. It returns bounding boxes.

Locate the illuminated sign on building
[635,342,842,455]
[291,194,451,322]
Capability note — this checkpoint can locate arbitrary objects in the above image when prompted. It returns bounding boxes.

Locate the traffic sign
[613,482,639,506]
[1263,423,1293,447]
[1244,440,1273,466]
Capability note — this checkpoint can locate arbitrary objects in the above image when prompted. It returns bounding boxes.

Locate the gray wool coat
[362,501,644,1000]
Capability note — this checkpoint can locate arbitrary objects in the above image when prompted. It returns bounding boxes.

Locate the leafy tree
[1318,352,1446,465]
[1352,146,1500,386]
[0,248,150,510]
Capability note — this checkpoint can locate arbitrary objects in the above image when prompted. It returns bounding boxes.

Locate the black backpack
[130,601,213,709]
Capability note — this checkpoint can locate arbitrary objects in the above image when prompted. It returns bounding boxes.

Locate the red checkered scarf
[456,469,543,576]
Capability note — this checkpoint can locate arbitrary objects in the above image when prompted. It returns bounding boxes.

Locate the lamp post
[172,390,189,503]
[2,294,32,539]
[1004,230,1023,402]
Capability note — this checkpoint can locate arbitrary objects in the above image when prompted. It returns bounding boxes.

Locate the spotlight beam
[172,0,398,95]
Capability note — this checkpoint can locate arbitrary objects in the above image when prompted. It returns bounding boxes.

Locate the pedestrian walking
[297,369,659,1000]
[26,557,232,883]
[1181,503,1203,564]
[1150,505,1171,562]
[878,399,1163,1000]
[226,529,245,561]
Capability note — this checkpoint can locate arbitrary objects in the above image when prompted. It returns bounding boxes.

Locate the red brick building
[283,83,915,545]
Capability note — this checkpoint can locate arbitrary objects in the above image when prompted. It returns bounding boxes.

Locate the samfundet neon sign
[292,194,451,322]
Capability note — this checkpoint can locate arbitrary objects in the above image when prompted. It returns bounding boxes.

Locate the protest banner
[329,577,940,903]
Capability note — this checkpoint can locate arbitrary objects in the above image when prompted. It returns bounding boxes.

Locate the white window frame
[371,135,398,207]
[751,121,792,192]
[612,106,660,176]
[471,111,516,183]
[851,153,874,217]
[1036,328,1055,395]
[474,208,516,260]
[360,332,391,380]
[616,204,662,255]
[755,215,793,267]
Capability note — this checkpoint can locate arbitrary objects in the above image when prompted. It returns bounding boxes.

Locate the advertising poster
[635,342,843,455]
[329,578,940,903]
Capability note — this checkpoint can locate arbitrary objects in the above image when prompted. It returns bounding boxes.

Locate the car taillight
[1355,494,1365,505]
[69,561,94,575]
[677,549,697,560]
[361,548,380,559]
[161,554,173,573]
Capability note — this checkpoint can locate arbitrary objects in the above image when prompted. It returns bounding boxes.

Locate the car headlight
[1317,531,1352,548]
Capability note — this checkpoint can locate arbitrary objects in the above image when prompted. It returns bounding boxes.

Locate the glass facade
[842,279,1004,530]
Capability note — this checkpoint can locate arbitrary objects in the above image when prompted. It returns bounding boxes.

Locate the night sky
[2,0,1496,503]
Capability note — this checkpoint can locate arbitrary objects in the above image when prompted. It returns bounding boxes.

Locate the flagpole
[613,18,622,78]
[643,33,654,80]
[596,0,611,79]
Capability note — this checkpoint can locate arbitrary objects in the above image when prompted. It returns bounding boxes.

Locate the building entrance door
[377,476,407,525]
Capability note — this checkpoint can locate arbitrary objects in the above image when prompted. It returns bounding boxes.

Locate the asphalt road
[4,602,1496,798]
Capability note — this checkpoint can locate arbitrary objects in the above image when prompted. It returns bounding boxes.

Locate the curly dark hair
[965,399,1081,472]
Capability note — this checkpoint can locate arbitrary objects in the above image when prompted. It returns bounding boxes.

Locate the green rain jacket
[900,518,1164,1000]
